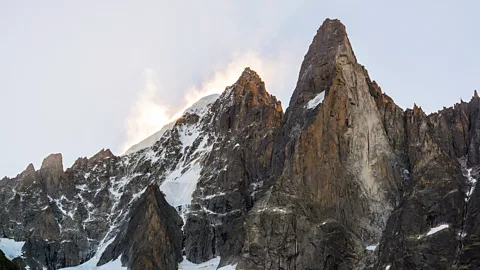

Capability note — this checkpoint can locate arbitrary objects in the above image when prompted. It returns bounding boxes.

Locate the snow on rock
[218,264,238,270]
[59,238,125,270]
[463,167,478,202]
[425,224,450,236]
[124,94,219,155]
[124,122,175,155]
[96,258,125,270]
[179,256,237,270]
[417,224,450,239]
[366,243,378,251]
[183,94,220,117]
[305,91,325,109]
[0,238,25,260]
[161,163,202,207]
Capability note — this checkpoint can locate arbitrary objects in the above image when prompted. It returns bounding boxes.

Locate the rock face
[0,250,17,270]
[239,19,405,269]
[99,184,183,270]
[184,68,283,266]
[1,18,480,270]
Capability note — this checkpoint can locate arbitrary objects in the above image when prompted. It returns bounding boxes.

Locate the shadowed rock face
[99,184,183,270]
[0,250,18,270]
[2,18,480,270]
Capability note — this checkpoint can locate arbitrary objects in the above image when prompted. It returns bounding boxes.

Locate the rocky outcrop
[184,67,283,266]
[99,184,183,270]
[0,250,17,270]
[376,97,480,269]
[239,18,405,270]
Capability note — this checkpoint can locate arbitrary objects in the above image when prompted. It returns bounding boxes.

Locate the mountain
[1,18,479,269]
[123,94,220,155]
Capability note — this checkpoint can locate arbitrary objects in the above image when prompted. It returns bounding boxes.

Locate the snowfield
[179,256,237,270]
[0,238,25,260]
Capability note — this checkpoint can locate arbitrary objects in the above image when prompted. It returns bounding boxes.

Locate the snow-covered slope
[123,122,175,155]
[0,238,25,261]
[124,94,219,155]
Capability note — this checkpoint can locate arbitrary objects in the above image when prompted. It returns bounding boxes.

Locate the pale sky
[1,1,479,178]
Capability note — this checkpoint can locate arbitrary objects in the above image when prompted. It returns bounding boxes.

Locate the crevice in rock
[452,157,478,269]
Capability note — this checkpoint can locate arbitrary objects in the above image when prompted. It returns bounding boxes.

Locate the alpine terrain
[1,19,480,269]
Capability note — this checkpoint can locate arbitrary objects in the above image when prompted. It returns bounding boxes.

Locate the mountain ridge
[1,18,480,270]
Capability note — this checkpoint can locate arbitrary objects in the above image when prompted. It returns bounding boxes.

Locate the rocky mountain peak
[89,148,114,161]
[288,18,355,109]
[40,153,63,172]
[20,163,35,177]
[237,67,262,85]
[99,184,183,270]
[213,67,283,134]
[227,67,269,101]
[412,103,426,116]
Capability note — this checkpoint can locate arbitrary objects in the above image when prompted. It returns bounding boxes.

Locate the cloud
[120,69,170,153]
[121,51,296,153]
[182,51,295,113]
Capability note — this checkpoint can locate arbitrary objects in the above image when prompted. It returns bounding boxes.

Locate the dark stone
[98,184,183,270]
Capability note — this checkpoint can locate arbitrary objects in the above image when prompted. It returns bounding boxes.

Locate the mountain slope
[124,94,220,155]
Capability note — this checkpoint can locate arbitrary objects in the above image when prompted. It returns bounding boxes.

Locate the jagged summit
[238,67,261,82]
[40,153,63,171]
[213,67,283,134]
[90,148,114,161]
[17,163,36,179]
[289,18,355,109]
[224,67,268,98]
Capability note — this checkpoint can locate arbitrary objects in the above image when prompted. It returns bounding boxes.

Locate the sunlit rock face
[2,18,480,270]
[239,18,406,270]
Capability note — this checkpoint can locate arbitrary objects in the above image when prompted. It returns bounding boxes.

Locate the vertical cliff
[240,19,408,269]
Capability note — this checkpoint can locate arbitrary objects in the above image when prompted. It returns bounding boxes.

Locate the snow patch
[418,224,450,239]
[305,91,325,109]
[183,94,219,117]
[426,224,449,236]
[60,238,123,269]
[161,163,202,207]
[464,167,477,202]
[96,258,125,270]
[0,238,25,260]
[203,192,226,200]
[143,148,160,163]
[179,256,237,270]
[124,122,175,155]
[366,243,378,251]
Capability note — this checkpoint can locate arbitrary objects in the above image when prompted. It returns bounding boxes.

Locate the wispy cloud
[121,69,170,153]
[121,51,295,153]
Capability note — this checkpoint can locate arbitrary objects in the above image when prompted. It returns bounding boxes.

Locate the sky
[1,1,479,178]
